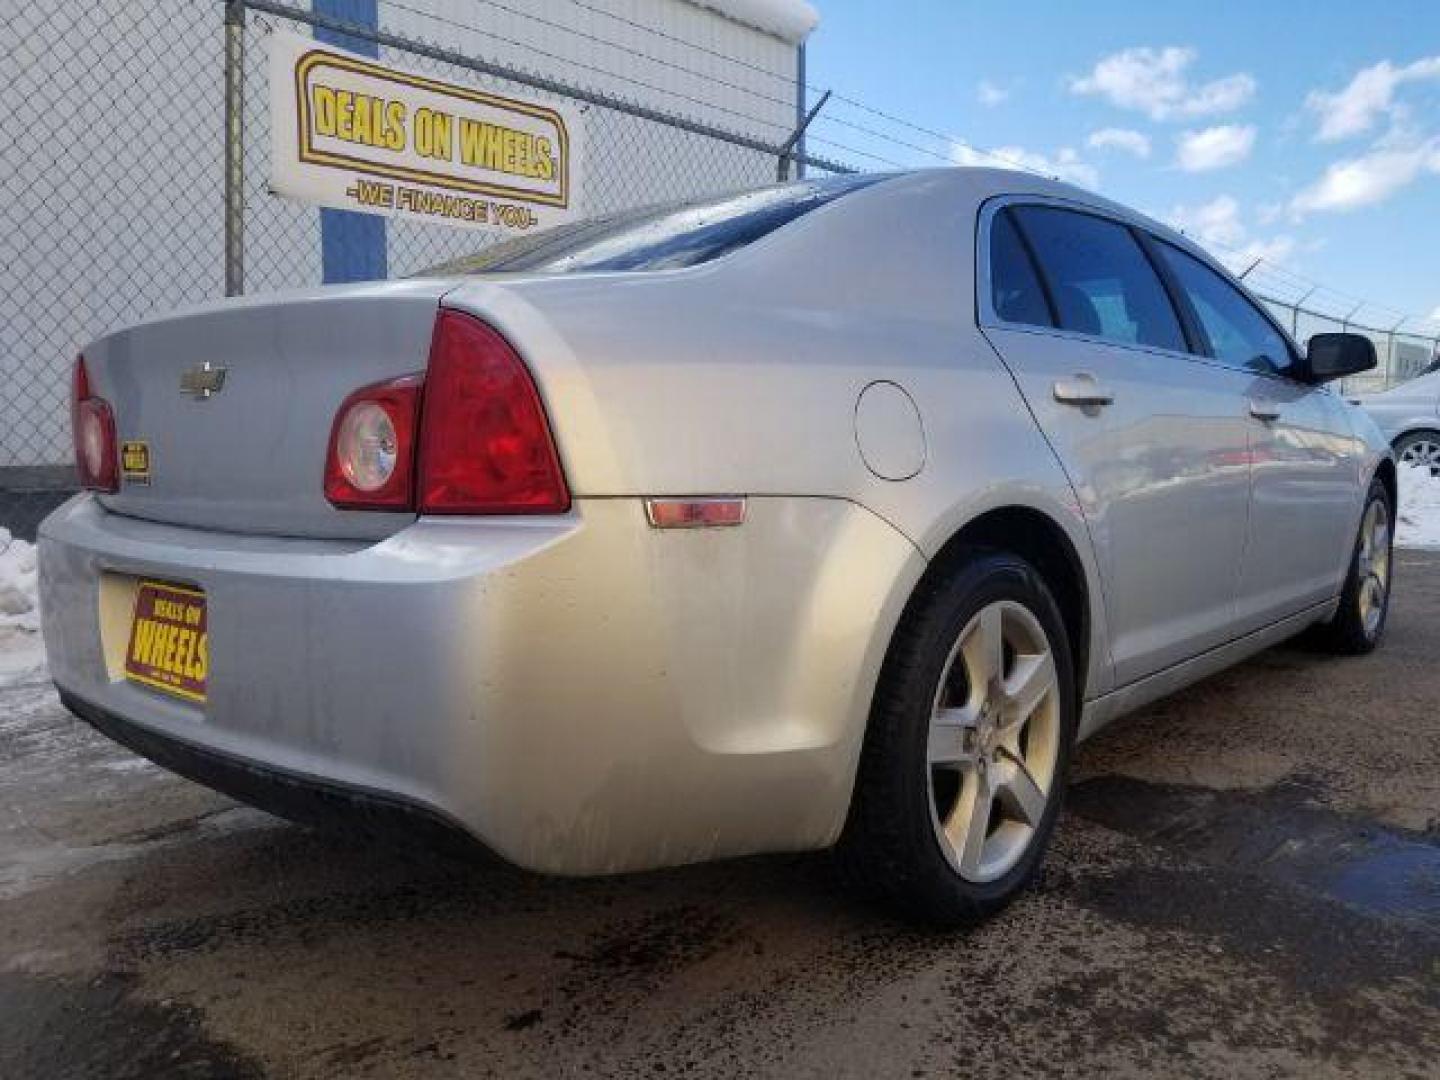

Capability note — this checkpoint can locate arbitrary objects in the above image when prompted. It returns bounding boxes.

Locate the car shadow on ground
[5,552,1440,1077]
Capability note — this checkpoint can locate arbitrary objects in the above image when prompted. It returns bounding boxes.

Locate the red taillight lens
[323,375,421,509]
[417,310,569,515]
[72,355,118,492]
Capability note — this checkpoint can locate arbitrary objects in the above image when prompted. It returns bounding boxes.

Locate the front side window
[1011,206,1186,352]
[1155,241,1294,374]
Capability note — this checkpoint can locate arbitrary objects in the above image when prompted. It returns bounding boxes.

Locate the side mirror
[1301,333,1376,384]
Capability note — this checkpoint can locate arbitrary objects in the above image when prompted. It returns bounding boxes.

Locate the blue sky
[804,0,1440,330]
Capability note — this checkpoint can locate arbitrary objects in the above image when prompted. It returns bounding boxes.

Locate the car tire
[1394,430,1440,474]
[1311,477,1395,655]
[837,548,1077,926]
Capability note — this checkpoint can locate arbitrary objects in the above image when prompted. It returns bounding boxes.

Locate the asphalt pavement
[2,554,1438,1079]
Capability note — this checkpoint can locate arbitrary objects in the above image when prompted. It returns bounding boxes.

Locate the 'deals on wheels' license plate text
[124,580,208,703]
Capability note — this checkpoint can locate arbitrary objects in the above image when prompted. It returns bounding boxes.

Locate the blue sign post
[314,0,387,283]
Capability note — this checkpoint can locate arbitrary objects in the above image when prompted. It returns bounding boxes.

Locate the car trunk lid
[84,279,459,540]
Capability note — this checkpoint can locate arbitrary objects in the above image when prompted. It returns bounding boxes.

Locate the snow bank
[0,528,44,685]
[1396,464,1440,549]
[0,528,40,632]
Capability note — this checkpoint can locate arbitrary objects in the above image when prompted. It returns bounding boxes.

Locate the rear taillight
[418,310,569,514]
[72,355,118,492]
[322,311,568,515]
[323,375,421,510]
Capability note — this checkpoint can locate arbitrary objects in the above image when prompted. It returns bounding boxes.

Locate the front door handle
[1053,373,1115,408]
[1249,400,1281,422]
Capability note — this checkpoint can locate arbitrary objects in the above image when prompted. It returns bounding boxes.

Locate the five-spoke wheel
[1355,497,1392,639]
[926,601,1060,883]
[838,549,1076,925]
[1312,476,1394,655]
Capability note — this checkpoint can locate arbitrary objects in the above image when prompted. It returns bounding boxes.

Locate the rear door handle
[1053,374,1115,408]
[1249,400,1281,422]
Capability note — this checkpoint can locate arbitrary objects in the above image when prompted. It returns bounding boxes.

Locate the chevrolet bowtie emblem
[179,361,227,399]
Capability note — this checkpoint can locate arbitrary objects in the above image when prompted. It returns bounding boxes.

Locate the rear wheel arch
[1393,426,1440,443]
[907,506,1092,702]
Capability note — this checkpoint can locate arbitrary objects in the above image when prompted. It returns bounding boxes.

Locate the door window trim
[975,193,1303,382]
[1145,233,1304,379]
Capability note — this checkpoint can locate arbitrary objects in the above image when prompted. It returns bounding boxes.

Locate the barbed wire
[368,0,938,172]
[556,0,1079,170]
[370,0,794,136]
[1194,235,1440,336]
[7,0,1434,493]
[385,0,802,114]
[363,0,1437,338]
[378,0,1099,178]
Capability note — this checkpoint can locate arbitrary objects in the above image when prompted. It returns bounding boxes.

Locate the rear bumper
[39,494,922,874]
[61,689,483,856]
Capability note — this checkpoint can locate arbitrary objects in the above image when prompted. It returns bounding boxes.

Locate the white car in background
[1353,367,1440,471]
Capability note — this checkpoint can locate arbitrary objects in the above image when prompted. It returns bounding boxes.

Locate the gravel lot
[2,553,1439,1079]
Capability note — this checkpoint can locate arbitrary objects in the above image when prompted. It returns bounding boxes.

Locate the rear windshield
[421,173,886,276]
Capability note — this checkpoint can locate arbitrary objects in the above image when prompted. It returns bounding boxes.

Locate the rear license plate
[124,580,208,703]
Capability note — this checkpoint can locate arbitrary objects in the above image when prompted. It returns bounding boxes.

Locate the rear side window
[1011,206,1186,352]
[1155,241,1293,374]
[989,210,1053,327]
[420,174,886,276]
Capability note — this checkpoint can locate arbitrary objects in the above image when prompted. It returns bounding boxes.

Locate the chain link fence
[235,0,836,292]
[1253,294,1440,397]
[3,0,1436,540]
[2,0,226,536]
[0,0,840,537]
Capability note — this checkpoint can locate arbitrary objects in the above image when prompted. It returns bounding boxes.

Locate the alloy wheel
[1399,438,1440,473]
[926,600,1061,883]
[1356,497,1392,638]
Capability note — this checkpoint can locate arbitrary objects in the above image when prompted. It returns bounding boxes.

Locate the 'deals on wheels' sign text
[269,30,583,232]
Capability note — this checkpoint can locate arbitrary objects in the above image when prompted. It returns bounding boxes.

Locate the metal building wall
[350,0,803,278]
[1,0,802,472]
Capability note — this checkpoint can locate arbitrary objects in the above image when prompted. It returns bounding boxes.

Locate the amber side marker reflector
[644,497,747,529]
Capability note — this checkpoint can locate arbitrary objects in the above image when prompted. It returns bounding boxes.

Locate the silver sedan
[39,169,1394,924]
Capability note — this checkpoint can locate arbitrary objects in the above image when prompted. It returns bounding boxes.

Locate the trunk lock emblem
[180,362,227,399]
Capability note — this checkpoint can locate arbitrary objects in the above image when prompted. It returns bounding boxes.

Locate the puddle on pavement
[1069,775,1440,930]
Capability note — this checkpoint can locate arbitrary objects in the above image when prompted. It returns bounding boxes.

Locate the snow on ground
[0,528,44,685]
[0,527,39,632]
[1396,464,1440,550]
[0,628,45,688]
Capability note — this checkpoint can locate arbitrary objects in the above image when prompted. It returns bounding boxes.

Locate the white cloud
[1070,46,1256,121]
[1307,56,1440,142]
[1290,137,1440,216]
[1224,235,1298,270]
[1170,195,1246,247]
[1168,195,1295,269]
[977,80,1009,107]
[950,143,1098,189]
[1431,305,1440,323]
[1087,127,1151,158]
[1175,124,1257,171]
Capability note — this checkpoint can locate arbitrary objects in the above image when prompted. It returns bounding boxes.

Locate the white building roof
[683,0,819,44]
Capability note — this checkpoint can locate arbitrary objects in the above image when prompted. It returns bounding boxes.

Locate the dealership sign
[269,31,582,232]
